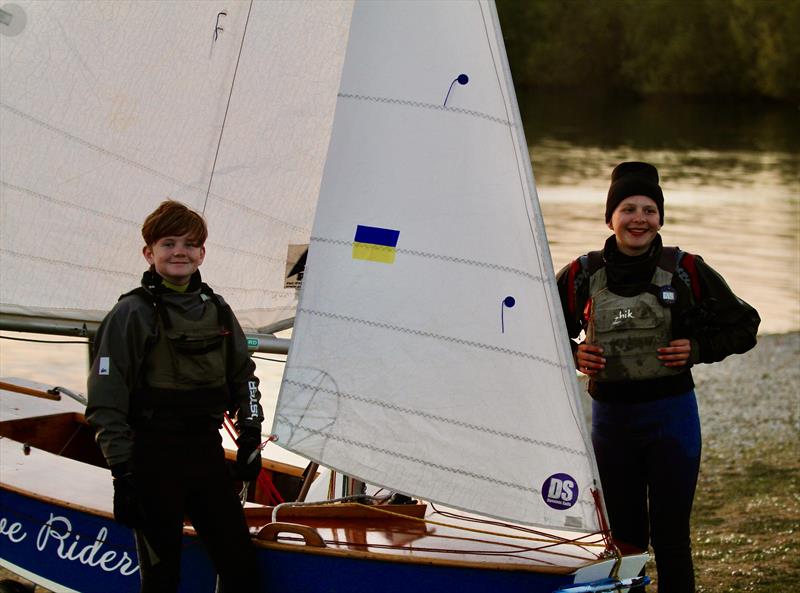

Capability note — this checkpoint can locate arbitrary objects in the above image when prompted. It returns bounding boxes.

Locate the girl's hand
[576,343,605,376]
[657,338,692,367]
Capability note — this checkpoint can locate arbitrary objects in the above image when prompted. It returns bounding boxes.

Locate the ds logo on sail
[542,473,578,510]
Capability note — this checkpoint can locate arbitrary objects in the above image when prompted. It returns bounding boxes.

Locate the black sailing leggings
[592,390,701,593]
[131,429,259,593]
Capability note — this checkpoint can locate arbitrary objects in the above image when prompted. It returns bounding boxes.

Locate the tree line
[496,0,799,102]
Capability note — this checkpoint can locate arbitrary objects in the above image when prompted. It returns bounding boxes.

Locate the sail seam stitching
[282,378,587,457]
[0,249,137,279]
[310,236,544,282]
[0,182,305,256]
[0,181,140,227]
[276,418,595,508]
[296,308,562,369]
[0,103,310,234]
[338,93,514,127]
[276,418,541,497]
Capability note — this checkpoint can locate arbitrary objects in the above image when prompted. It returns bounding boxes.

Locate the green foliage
[496,0,800,101]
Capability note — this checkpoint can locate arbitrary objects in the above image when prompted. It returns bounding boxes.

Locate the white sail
[274,0,603,532]
[0,1,353,332]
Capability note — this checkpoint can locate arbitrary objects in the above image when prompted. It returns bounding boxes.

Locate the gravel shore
[693,331,798,454]
[1,332,797,592]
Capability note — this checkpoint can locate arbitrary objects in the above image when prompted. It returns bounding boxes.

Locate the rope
[203,0,254,214]
[0,335,88,344]
[267,494,607,553]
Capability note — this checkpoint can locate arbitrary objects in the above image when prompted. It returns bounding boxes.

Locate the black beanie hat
[605,161,664,225]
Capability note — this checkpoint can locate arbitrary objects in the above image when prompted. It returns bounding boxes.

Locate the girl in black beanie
[556,162,760,592]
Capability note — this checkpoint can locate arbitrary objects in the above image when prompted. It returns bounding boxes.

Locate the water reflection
[522,94,799,334]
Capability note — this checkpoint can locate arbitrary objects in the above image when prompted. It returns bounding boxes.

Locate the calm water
[1,95,798,395]
[523,92,799,337]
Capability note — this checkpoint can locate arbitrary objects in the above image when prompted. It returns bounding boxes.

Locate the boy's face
[143,233,205,285]
[607,195,662,256]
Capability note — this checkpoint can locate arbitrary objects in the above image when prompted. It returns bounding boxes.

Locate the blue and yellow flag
[352,225,400,264]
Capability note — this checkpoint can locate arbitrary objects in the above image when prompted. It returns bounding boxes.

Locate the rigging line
[338,503,607,550]
[202,0,254,215]
[252,355,287,364]
[269,533,570,563]
[430,503,603,545]
[0,335,88,345]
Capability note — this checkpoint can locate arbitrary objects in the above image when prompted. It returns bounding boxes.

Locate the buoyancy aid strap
[584,250,605,275]
[566,251,604,317]
[679,252,702,302]
[198,282,235,336]
[120,283,235,333]
[119,286,173,330]
[566,259,581,316]
[659,247,702,304]
[658,246,679,273]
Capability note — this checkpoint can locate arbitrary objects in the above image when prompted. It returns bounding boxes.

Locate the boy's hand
[576,343,605,376]
[658,338,692,367]
[233,429,262,481]
[111,464,146,528]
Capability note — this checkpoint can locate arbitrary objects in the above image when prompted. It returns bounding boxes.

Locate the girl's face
[143,233,205,285]
[607,195,662,256]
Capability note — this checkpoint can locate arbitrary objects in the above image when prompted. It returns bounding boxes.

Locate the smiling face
[143,233,205,285]
[607,195,662,256]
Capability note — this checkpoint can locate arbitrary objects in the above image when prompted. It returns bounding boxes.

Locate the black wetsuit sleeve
[677,255,760,364]
[225,310,264,433]
[86,297,155,466]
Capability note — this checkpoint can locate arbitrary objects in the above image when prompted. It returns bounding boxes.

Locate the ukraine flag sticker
[352,225,400,264]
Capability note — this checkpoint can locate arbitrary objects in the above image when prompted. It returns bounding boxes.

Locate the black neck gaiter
[602,233,663,297]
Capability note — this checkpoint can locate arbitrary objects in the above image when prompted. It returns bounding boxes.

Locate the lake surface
[522,92,799,336]
[1,94,798,397]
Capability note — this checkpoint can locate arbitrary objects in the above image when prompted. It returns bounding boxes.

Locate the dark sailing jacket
[86,270,263,466]
[556,234,760,402]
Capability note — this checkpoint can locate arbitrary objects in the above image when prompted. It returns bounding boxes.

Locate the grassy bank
[688,331,799,592]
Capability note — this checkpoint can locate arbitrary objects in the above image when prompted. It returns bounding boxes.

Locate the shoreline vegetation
[497,0,800,104]
[2,332,797,592]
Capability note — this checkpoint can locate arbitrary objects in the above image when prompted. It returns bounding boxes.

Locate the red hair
[141,200,207,246]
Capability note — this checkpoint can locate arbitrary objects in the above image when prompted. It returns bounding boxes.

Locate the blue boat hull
[0,488,583,593]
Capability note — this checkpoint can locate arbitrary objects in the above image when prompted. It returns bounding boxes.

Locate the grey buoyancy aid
[584,248,688,383]
[143,293,229,391]
[124,285,233,423]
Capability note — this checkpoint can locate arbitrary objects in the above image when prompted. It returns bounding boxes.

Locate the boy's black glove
[111,463,146,528]
[233,429,262,482]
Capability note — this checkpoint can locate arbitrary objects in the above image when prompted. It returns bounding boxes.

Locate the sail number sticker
[542,473,578,510]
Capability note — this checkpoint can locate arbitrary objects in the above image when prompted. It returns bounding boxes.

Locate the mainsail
[0,1,353,332]
[273,1,603,532]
